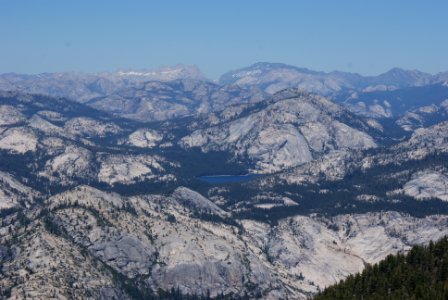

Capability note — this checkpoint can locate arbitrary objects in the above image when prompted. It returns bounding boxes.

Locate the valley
[1,63,448,299]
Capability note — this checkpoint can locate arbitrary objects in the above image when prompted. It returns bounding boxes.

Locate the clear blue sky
[1,0,447,79]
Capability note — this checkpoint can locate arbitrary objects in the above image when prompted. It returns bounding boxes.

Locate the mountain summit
[219,62,443,95]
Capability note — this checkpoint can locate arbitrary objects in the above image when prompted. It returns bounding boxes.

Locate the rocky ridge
[2,183,448,299]
[181,90,377,173]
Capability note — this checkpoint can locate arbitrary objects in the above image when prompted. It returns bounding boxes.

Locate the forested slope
[314,237,448,300]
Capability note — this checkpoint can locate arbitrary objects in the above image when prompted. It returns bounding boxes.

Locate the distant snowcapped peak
[115,64,207,81]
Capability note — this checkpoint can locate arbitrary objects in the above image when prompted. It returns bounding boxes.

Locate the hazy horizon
[1,62,446,81]
[1,0,447,79]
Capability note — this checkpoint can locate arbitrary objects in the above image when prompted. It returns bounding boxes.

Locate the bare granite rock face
[0,105,26,126]
[1,186,438,299]
[0,171,38,210]
[97,154,176,185]
[0,126,38,154]
[401,170,448,201]
[172,186,229,217]
[124,128,164,148]
[1,76,448,299]
[181,91,376,173]
[39,145,95,185]
[64,117,122,138]
[0,227,128,299]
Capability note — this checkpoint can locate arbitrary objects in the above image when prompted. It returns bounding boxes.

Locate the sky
[1,0,447,79]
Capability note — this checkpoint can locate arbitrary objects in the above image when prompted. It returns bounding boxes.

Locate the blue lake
[198,174,261,184]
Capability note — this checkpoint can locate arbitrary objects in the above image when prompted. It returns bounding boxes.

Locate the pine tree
[314,237,448,300]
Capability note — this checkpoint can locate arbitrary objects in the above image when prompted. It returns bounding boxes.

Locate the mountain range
[1,62,447,123]
[1,63,448,299]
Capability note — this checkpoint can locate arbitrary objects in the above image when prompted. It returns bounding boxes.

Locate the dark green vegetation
[2,91,448,226]
[314,237,448,300]
[1,80,448,299]
[243,152,448,224]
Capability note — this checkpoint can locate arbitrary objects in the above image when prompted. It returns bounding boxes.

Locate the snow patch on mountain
[115,64,206,81]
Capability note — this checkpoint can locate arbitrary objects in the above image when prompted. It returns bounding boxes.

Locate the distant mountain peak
[222,62,319,81]
[372,67,432,87]
[218,62,443,95]
[114,64,207,81]
[379,67,430,77]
